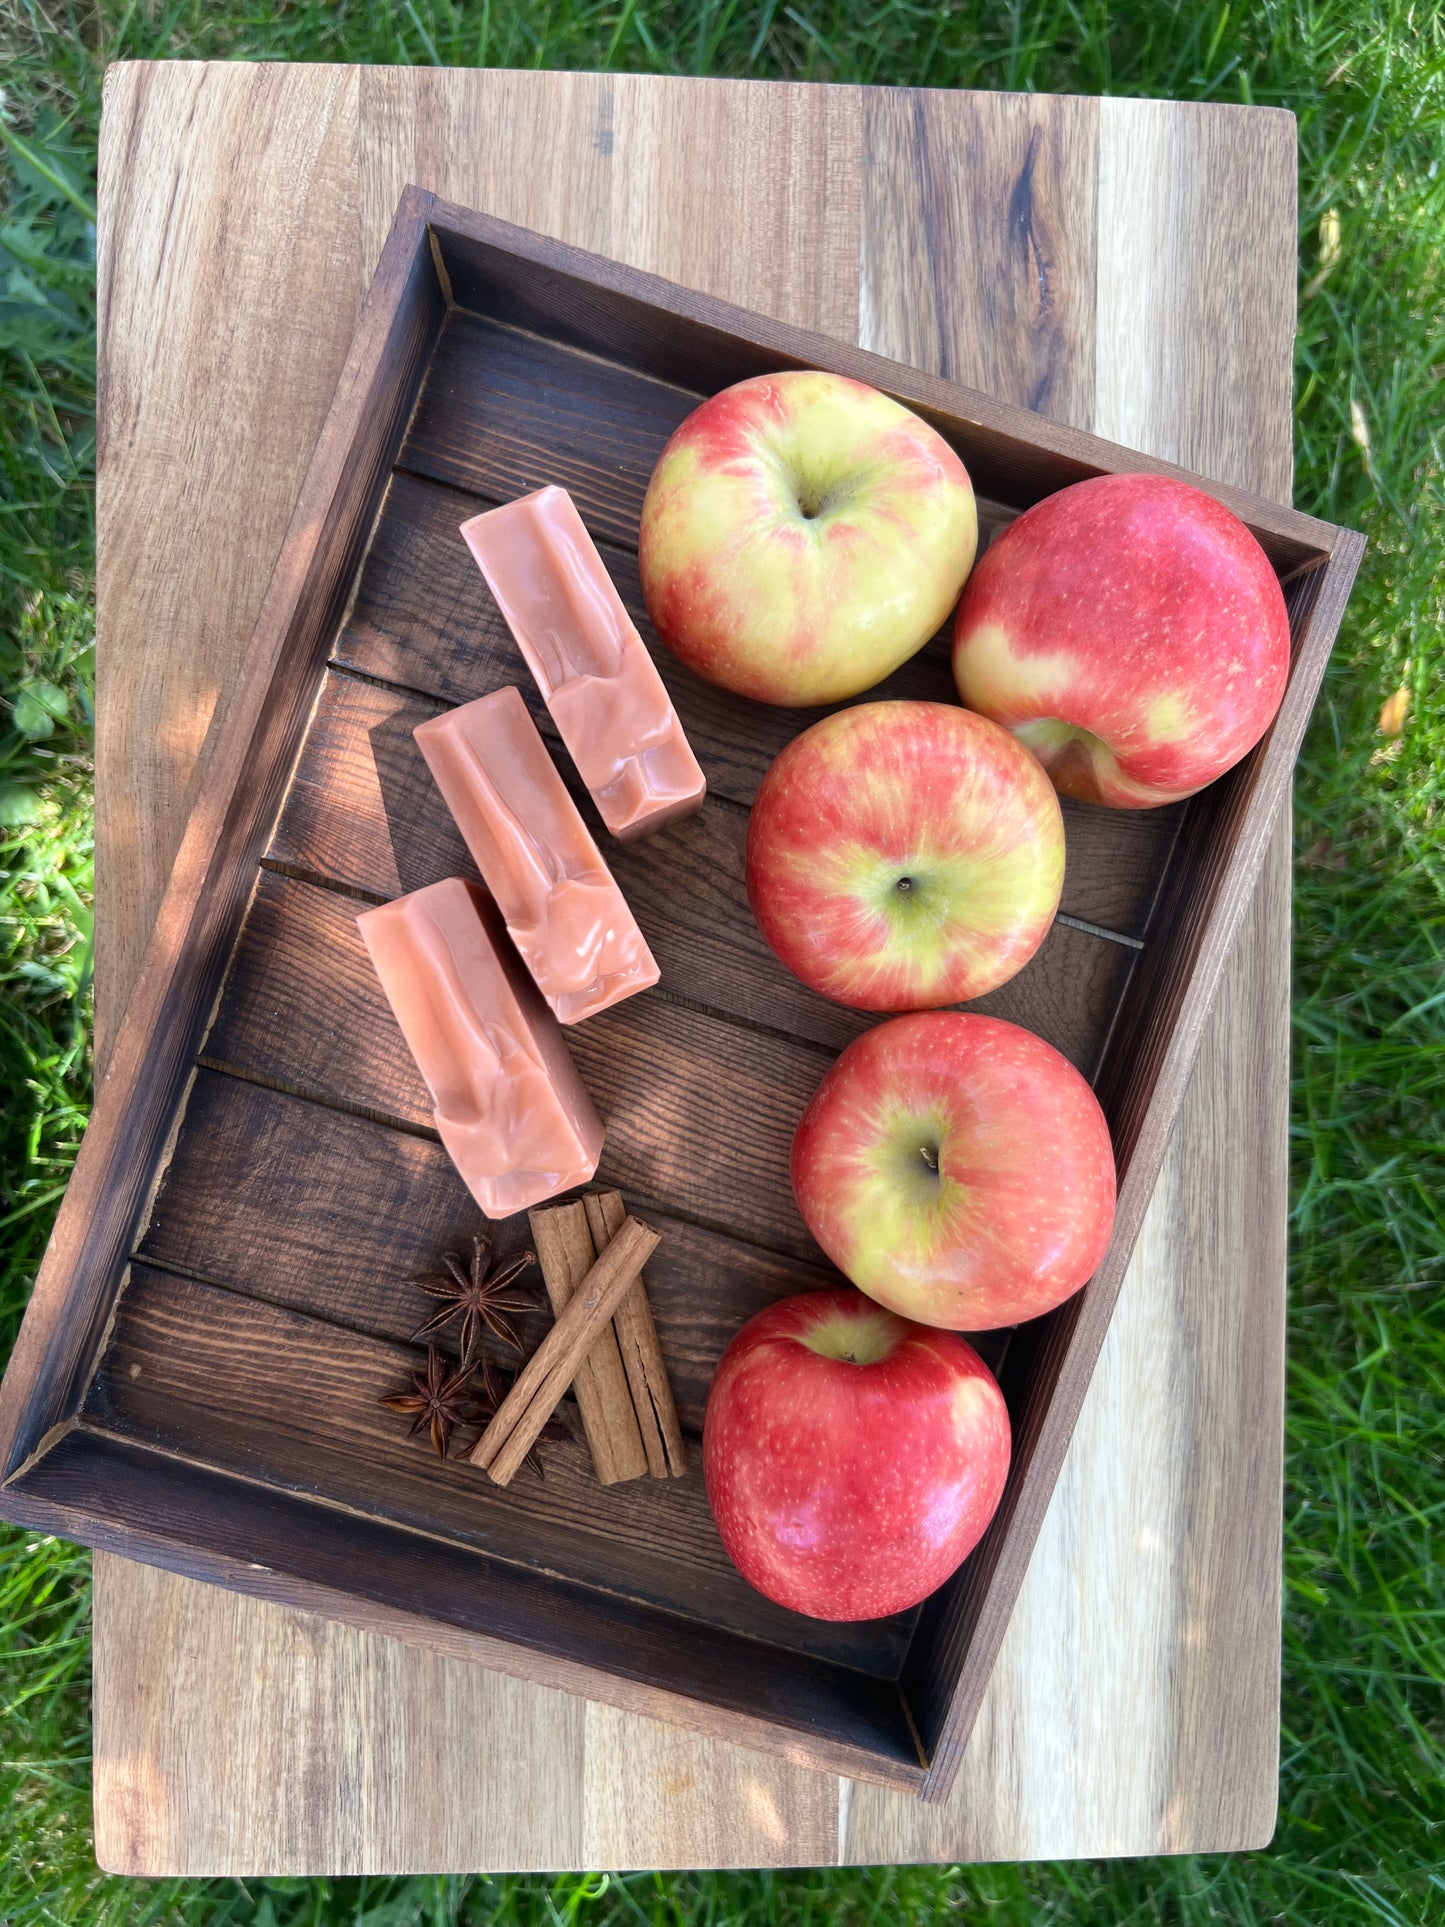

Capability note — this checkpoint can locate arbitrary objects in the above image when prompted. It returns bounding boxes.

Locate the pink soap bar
[358,879,604,1220]
[413,686,660,1024]
[460,486,707,841]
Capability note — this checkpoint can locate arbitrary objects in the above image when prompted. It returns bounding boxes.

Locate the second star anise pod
[463,1362,574,1481]
[379,1344,490,1460]
[411,1234,540,1363]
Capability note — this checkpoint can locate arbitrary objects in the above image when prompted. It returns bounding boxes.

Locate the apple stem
[919,1143,939,1173]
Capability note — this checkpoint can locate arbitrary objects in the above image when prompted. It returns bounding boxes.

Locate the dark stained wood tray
[0,188,1362,1803]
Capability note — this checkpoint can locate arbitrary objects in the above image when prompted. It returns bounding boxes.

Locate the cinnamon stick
[470,1215,661,1487]
[583,1189,686,1478]
[527,1201,648,1485]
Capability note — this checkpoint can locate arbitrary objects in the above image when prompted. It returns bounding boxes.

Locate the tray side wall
[429,206,1335,572]
[0,192,445,1481]
[910,535,1363,1797]
[6,1428,927,1791]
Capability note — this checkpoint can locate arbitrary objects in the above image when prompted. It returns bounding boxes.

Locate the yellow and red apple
[953,472,1290,807]
[746,700,1064,1011]
[639,371,977,705]
[791,1013,1116,1330]
[703,1288,1011,1620]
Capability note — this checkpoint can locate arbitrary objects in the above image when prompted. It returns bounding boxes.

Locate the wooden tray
[0,187,1361,1804]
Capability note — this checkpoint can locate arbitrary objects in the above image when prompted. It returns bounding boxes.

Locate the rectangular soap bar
[460,485,707,841]
[358,879,604,1221]
[413,686,660,1024]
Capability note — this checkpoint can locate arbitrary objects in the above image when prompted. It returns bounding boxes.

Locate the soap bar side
[413,688,660,1023]
[461,487,707,840]
[357,877,604,1219]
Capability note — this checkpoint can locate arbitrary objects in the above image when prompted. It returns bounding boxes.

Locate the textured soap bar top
[358,878,604,1219]
[461,486,707,841]
[413,685,660,1024]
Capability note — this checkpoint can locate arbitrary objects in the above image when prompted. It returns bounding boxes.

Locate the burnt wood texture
[6,172,1361,1805]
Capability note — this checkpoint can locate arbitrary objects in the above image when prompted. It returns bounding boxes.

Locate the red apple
[791,1012,1116,1329]
[640,370,977,705]
[746,700,1064,1010]
[703,1288,1010,1620]
[953,472,1290,807]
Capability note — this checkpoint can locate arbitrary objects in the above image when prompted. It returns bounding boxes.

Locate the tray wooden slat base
[80,66,1316,1870]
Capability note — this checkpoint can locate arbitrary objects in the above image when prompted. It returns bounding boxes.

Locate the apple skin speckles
[746,701,1064,1012]
[790,1011,1117,1331]
[640,370,978,707]
[953,472,1290,808]
[703,1288,1011,1620]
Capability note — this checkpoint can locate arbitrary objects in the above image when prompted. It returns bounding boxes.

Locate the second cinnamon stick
[528,1201,648,1484]
[470,1215,661,1487]
[583,1189,687,1478]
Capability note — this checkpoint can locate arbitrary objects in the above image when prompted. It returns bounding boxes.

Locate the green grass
[1,1,1441,1921]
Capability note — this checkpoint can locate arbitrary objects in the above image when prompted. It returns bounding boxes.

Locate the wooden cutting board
[89,63,1294,1872]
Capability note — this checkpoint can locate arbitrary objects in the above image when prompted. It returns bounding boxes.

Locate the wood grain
[94,1580,591,1876]
[354,69,863,336]
[858,90,1099,421]
[92,1564,842,1875]
[94,61,363,1066]
[399,309,693,546]
[24,1427,928,1798]
[79,63,1316,1869]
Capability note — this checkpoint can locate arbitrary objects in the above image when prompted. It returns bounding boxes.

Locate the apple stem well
[877,1111,951,1202]
[785,458,866,525]
[798,1307,901,1367]
[783,458,832,521]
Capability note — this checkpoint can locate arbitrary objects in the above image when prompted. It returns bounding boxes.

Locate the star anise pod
[411,1235,540,1364]
[379,1344,490,1460]
[521,1416,574,1480]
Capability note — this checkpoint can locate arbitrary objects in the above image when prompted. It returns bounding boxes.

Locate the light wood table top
[89,62,1294,1873]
